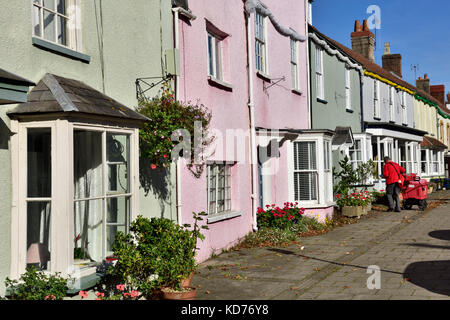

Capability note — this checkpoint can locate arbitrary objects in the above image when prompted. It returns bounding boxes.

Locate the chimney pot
[384,42,391,55]
[363,20,370,31]
[424,74,428,79]
[351,19,375,62]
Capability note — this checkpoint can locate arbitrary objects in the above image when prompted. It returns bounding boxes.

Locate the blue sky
[312,0,450,95]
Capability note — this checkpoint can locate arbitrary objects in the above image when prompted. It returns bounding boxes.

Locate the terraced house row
[0,0,449,293]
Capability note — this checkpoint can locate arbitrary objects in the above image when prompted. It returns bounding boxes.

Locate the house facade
[413,79,447,180]
[308,25,368,177]
[173,0,253,262]
[245,0,334,223]
[338,21,426,190]
[0,0,175,294]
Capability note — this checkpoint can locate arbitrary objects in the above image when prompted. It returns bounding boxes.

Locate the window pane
[43,10,55,42]
[74,199,103,265]
[207,34,214,76]
[27,128,51,198]
[33,5,42,37]
[74,131,103,199]
[27,201,51,271]
[56,0,66,14]
[294,172,317,201]
[107,196,129,225]
[106,197,129,255]
[43,0,55,10]
[107,133,129,194]
[57,15,67,45]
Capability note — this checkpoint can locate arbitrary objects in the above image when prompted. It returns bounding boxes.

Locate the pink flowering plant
[335,191,372,208]
[257,202,306,230]
[78,285,140,301]
[137,81,213,178]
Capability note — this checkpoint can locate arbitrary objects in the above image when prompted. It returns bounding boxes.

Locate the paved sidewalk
[192,192,450,300]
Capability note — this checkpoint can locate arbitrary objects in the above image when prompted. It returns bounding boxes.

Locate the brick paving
[192,191,450,300]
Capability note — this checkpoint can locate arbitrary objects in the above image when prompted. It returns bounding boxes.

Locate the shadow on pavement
[267,248,403,275]
[403,261,450,296]
[429,230,450,241]
[403,229,450,296]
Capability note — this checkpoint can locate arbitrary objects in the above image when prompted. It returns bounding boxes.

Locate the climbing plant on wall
[137,81,214,178]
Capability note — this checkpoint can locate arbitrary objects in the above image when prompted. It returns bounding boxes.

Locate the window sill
[346,108,354,113]
[32,37,91,63]
[207,210,242,224]
[317,98,328,104]
[207,76,233,91]
[300,202,336,209]
[256,70,272,82]
[291,88,303,96]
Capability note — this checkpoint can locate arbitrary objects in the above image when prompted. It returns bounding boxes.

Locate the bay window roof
[7,73,148,123]
[0,68,35,105]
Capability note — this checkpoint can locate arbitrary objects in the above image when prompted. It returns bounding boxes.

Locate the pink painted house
[175,0,253,262]
[247,0,335,223]
[173,0,334,262]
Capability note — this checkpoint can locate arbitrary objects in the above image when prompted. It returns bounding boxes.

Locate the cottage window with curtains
[32,0,81,51]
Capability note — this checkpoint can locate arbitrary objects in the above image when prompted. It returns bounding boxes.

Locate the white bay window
[288,132,333,206]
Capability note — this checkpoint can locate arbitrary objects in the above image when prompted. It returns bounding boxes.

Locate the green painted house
[0,0,177,294]
[308,25,368,175]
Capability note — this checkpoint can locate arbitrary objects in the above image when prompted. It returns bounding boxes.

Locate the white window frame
[401,91,408,125]
[345,66,351,110]
[32,0,82,51]
[287,134,333,207]
[207,163,232,216]
[206,32,223,80]
[389,87,395,122]
[255,11,268,74]
[374,80,380,118]
[290,38,299,90]
[349,138,363,169]
[10,119,139,280]
[316,46,324,100]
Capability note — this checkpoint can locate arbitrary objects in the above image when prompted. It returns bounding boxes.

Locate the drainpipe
[172,7,197,226]
[172,7,182,226]
[245,12,258,232]
[304,2,312,130]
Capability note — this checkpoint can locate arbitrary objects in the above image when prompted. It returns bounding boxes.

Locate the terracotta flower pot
[160,286,197,300]
[181,273,194,287]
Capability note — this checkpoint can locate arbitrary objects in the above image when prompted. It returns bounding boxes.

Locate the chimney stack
[382,42,402,78]
[351,19,375,62]
[447,92,450,104]
[416,74,430,93]
[430,85,446,105]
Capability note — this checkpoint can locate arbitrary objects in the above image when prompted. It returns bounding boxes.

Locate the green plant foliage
[108,213,208,295]
[137,81,213,177]
[5,267,69,300]
[333,156,375,195]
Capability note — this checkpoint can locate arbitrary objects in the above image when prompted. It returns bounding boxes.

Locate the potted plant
[106,213,208,300]
[335,192,371,218]
[160,212,209,299]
